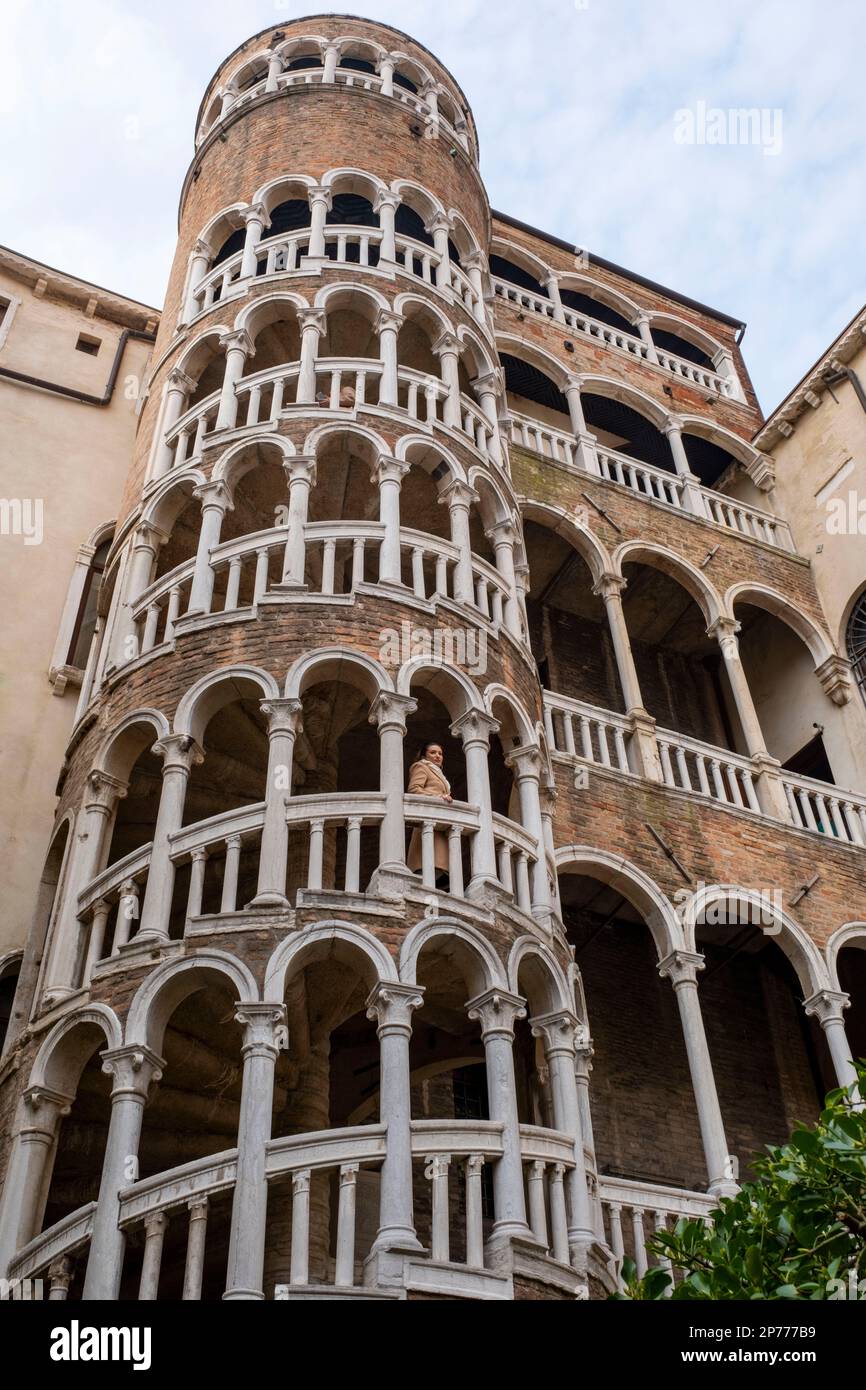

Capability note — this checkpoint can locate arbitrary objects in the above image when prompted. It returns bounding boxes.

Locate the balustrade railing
[781,772,866,846]
[596,446,685,508]
[491,278,735,399]
[656,727,762,815]
[544,695,633,776]
[599,1175,714,1289]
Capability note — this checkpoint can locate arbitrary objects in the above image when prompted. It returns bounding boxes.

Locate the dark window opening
[285,55,322,72]
[846,587,866,704]
[326,193,377,228]
[212,228,245,269]
[782,734,834,786]
[267,199,311,237]
[75,333,101,356]
[559,289,633,335]
[340,56,376,75]
[501,353,568,416]
[652,328,716,370]
[489,255,547,298]
[67,537,111,669]
[395,204,433,248]
[681,433,738,489]
[582,392,673,471]
[393,70,418,94]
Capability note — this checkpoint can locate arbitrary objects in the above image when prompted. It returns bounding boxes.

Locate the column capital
[371,454,411,487]
[374,308,405,336]
[815,654,853,707]
[259,697,303,735]
[529,1008,581,1055]
[662,414,685,436]
[167,366,196,394]
[193,478,233,512]
[471,370,503,398]
[505,742,545,781]
[565,374,587,394]
[243,201,267,226]
[297,307,326,336]
[484,519,518,547]
[466,987,527,1038]
[84,769,128,810]
[307,184,334,209]
[543,270,563,287]
[424,210,454,236]
[432,330,461,359]
[706,615,741,655]
[21,1085,74,1124]
[634,311,652,328]
[803,989,851,1026]
[100,1044,165,1098]
[152,733,205,774]
[192,238,212,260]
[463,249,486,273]
[657,949,705,988]
[368,690,417,733]
[282,453,318,485]
[365,981,425,1035]
[222,328,254,356]
[133,520,169,552]
[449,708,500,749]
[592,570,627,601]
[438,478,479,510]
[373,188,400,214]
[234,1001,288,1059]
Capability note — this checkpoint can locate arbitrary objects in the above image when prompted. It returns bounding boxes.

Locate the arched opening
[319,289,380,365]
[324,192,379,265]
[734,599,833,777]
[307,431,380,592]
[583,394,672,473]
[264,938,381,1292]
[501,353,568,432]
[151,481,200,586]
[693,906,829,1178]
[845,585,866,707]
[66,534,112,670]
[524,519,621,709]
[0,955,22,1053]
[245,301,302,377]
[489,255,547,299]
[126,975,245,1299]
[561,289,633,335]
[652,326,716,371]
[558,868,706,1189]
[621,560,736,748]
[212,227,245,270]
[8,820,71,1046]
[681,429,740,489]
[184,336,226,413]
[837,939,866,1069]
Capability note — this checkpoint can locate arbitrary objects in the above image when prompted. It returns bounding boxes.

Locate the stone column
[450,710,500,896]
[112,522,165,666]
[366,983,425,1253]
[426,213,452,290]
[803,990,859,1090]
[712,347,746,403]
[486,520,522,637]
[377,53,395,96]
[373,191,399,263]
[188,480,232,615]
[322,42,341,84]
[369,692,417,874]
[306,185,333,259]
[279,456,317,586]
[250,699,304,906]
[82,1046,164,1300]
[182,240,212,324]
[295,309,326,404]
[152,369,195,478]
[471,372,505,466]
[707,616,791,821]
[634,313,659,364]
[529,1011,596,1257]
[539,783,563,919]
[573,1032,603,1236]
[433,331,462,429]
[372,455,409,586]
[137,737,204,942]
[466,989,533,1243]
[463,250,488,328]
[439,479,477,605]
[215,330,253,431]
[564,376,600,473]
[375,310,403,407]
[265,51,282,92]
[44,772,126,998]
[505,745,553,921]
[663,417,707,516]
[657,951,738,1197]
[224,1003,288,1300]
[593,571,661,781]
[543,272,566,324]
[240,202,267,279]
[0,1088,72,1278]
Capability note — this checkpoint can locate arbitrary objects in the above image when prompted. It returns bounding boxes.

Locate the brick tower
[1,15,864,1303]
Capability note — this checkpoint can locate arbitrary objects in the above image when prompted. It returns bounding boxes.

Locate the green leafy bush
[615,1065,866,1300]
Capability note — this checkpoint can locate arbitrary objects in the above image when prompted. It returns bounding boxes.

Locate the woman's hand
[443,794,453,804]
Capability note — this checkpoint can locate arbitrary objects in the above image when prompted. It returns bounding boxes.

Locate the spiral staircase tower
[2,15,865,1306]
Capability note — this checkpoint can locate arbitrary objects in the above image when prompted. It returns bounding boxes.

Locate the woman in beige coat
[406,742,453,885]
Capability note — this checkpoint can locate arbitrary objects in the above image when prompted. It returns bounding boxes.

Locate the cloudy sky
[4,0,864,413]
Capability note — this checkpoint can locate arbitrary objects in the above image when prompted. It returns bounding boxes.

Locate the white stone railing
[544,694,634,776]
[199,67,472,157]
[10,1118,579,1296]
[492,277,735,398]
[509,413,795,552]
[781,772,866,846]
[598,1175,714,1286]
[656,727,762,815]
[597,446,685,509]
[127,520,515,660]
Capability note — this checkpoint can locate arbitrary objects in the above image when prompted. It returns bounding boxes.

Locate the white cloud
[2,0,864,407]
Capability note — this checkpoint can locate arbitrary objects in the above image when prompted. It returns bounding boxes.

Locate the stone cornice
[754,306,866,450]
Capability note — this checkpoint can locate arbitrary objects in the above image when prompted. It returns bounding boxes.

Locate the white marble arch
[399,915,506,997]
[679,882,830,998]
[554,844,684,961]
[124,949,259,1052]
[263,918,397,1004]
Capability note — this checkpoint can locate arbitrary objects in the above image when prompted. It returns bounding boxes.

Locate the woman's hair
[417,741,443,761]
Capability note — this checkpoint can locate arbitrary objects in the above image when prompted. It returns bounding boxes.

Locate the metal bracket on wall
[645,823,692,883]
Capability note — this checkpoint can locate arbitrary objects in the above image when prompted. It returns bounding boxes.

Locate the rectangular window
[75,333,101,356]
